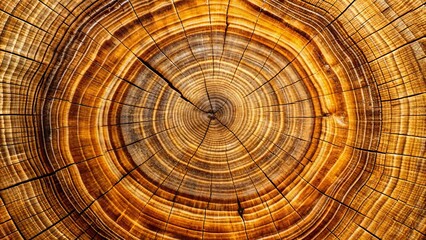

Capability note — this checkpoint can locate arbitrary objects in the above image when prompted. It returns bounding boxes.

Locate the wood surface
[0,0,425,239]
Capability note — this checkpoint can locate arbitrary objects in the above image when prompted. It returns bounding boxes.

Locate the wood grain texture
[0,0,425,239]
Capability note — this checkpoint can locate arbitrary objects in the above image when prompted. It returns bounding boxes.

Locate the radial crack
[246,0,357,96]
[201,173,213,240]
[221,125,282,238]
[223,140,248,234]
[171,0,214,111]
[217,0,231,82]
[29,150,161,238]
[214,1,265,113]
[229,0,265,85]
[216,118,305,222]
[137,57,207,113]
[161,120,212,239]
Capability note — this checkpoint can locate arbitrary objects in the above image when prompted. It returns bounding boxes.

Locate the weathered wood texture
[0,0,425,239]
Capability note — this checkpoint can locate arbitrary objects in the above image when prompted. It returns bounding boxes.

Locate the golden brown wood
[0,0,425,239]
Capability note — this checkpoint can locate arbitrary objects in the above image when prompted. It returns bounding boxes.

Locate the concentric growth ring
[1,0,425,239]
[40,0,378,238]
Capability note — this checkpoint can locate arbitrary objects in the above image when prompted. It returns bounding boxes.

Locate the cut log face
[0,0,425,239]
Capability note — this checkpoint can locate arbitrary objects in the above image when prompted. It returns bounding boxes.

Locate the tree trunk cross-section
[0,0,425,239]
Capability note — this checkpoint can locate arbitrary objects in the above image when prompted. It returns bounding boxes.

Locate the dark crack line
[339,136,423,236]
[251,132,309,166]
[62,30,155,95]
[0,49,42,63]
[0,8,50,34]
[39,22,158,113]
[126,0,208,113]
[254,81,377,115]
[201,172,213,240]
[327,226,342,240]
[357,224,381,239]
[296,156,382,236]
[208,0,216,111]
[240,208,249,240]
[74,218,98,240]
[332,7,387,233]
[223,140,250,240]
[75,148,162,232]
[76,0,205,113]
[216,0,231,84]
[234,136,307,235]
[256,133,382,238]
[206,2,215,111]
[0,125,176,193]
[249,33,283,83]
[248,51,374,103]
[128,121,210,232]
[29,149,161,239]
[237,198,244,219]
[172,0,214,111]
[41,3,193,115]
[137,57,207,113]
[32,1,113,179]
[136,150,186,227]
[369,37,425,64]
[359,4,424,45]
[161,120,212,239]
[241,155,285,237]
[40,0,68,19]
[213,0,265,113]
[0,194,25,239]
[249,71,319,99]
[29,210,76,239]
[100,117,171,127]
[216,118,300,234]
[245,0,358,97]
[222,141,248,238]
[229,0,265,85]
[4,0,390,238]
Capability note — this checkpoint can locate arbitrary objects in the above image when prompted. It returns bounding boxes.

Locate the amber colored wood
[0,0,425,239]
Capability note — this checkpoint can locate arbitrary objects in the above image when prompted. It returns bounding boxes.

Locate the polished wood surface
[0,0,425,239]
